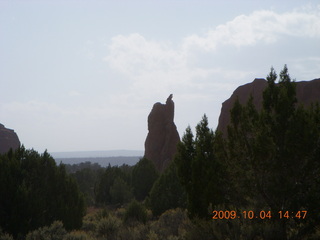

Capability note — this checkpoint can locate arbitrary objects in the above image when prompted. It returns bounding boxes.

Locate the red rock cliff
[217,78,320,136]
[0,123,20,154]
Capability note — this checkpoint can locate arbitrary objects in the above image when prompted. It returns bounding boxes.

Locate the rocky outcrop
[144,94,180,172]
[217,78,320,136]
[0,123,20,154]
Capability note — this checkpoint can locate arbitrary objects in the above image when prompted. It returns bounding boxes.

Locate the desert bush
[0,232,13,240]
[151,208,191,240]
[114,207,126,219]
[146,230,159,240]
[145,209,153,222]
[26,221,67,240]
[167,236,179,240]
[82,208,121,235]
[63,231,95,240]
[184,218,217,240]
[96,215,121,240]
[81,219,96,234]
[94,208,109,220]
[81,211,99,233]
[306,226,320,240]
[124,199,147,224]
[184,216,260,240]
[118,223,148,240]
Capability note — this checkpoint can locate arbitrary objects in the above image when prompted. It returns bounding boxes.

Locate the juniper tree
[225,65,320,239]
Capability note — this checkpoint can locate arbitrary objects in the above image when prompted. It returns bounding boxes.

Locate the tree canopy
[175,115,226,218]
[223,65,320,239]
[175,65,320,239]
[131,157,159,201]
[0,147,86,237]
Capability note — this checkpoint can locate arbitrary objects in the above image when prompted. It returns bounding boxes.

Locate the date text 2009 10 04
[212,210,307,220]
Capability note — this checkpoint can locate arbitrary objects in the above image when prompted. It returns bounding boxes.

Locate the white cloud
[104,6,320,89]
[104,33,218,100]
[106,33,203,71]
[105,33,187,76]
[183,7,320,50]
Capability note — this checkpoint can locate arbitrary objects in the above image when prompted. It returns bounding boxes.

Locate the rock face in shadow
[217,78,320,136]
[144,94,180,172]
[0,123,20,154]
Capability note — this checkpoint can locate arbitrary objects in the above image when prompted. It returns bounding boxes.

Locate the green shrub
[0,233,13,240]
[184,216,250,240]
[151,208,191,239]
[167,236,179,240]
[26,221,67,240]
[63,231,95,240]
[146,230,159,240]
[114,207,126,219]
[96,215,121,240]
[184,218,216,240]
[307,226,320,240]
[117,223,147,240]
[81,219,96,234]
[94,208,109,220]
[124,199,147,224]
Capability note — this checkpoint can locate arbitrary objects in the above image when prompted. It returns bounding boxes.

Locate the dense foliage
[175,115,226,218]
[222,65,320,239]
[131,157,159,201]
[95,164,133,207]
[174,65,320,239]
[94,158,158,206]
[123,199,148,224]
[0,147,86,238]
[68,162,104,206]
[149,161,187,216]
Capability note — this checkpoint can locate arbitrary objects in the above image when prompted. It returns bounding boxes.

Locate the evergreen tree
[175,125,194,195]
[176,115,226,218]
[109,176,133,205]
[71,166,104,206]
[0,147,85,237]
[131,157,159,201]
[95,164,125,205]
[225,65,320,239]
[149,161,187,216]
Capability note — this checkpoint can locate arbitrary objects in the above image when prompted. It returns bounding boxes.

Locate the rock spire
[144,94,180,172]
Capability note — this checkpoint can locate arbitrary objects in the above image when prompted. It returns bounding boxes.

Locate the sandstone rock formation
[0,123,20,154]
[217,78,320,136]
[144,94,180,172]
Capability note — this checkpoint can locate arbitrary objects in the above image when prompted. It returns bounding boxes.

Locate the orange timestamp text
[212,210,307,220]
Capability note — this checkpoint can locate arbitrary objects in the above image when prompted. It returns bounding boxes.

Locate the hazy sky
[1,0,320,153]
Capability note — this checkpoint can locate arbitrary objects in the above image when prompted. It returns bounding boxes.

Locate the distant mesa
[0,123,20,154]
[144,94,180,172]
[217,78,320,136]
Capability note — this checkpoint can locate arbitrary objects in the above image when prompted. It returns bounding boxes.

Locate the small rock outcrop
[217,78,320,136]
[0,123,20,154]
[144,94,180,172]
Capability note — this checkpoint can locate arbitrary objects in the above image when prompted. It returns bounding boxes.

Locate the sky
[1,0,320,153]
